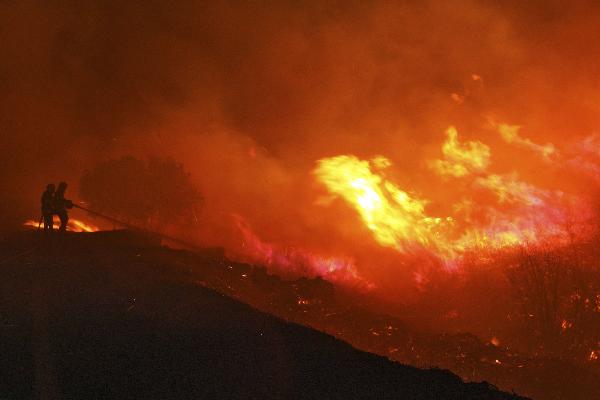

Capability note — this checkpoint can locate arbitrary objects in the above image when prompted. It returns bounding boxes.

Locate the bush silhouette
[80,156,202,228]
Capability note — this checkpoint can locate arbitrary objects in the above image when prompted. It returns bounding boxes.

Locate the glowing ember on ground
[23,216,99,232]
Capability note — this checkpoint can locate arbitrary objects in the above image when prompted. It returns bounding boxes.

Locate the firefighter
[41,184,56,232]
[54,181,73,232]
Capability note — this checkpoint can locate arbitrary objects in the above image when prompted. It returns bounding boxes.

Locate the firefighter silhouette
[41,184,55,231]
[54,181,73,231]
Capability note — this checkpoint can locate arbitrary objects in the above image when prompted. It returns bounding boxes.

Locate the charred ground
[0,230,522,400]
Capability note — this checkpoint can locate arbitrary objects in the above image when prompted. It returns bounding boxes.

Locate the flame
[23,216,99,232]
[314,155,449,253]
[475,173,546,206]
[429,126,490,178]
[232,214,371,288]
[313,126,591,260]
[450,93,465,104]
[494,122,556,161]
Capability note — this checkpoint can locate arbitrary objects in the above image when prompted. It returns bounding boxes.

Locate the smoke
[3,0,600,293]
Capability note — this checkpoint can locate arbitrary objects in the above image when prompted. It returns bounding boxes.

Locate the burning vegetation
[5,1,600,398]
[23,216,98,233]
[312,124,591,261]
[224,121,600,400]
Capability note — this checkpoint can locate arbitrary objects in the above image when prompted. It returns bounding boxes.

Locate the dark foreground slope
[0,231,524,400]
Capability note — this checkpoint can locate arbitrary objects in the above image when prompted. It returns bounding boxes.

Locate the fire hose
[72,204,142,232]
[71,204,204,251]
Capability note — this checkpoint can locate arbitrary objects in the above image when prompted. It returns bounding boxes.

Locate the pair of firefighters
[40,182,73,232]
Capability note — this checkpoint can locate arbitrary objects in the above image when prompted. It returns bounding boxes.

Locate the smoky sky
[3,0,600,234]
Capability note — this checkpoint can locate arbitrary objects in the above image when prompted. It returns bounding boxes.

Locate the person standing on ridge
[41,184,55,232]
[54,181,73,232]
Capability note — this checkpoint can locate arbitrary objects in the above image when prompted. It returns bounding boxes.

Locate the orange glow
[232,214,372,288]
[429,126,490,178]
[313,125,591,260]
[495,122,556,161]
[23,216,99,232]
[475,173,545,206]
[314,155,450,254]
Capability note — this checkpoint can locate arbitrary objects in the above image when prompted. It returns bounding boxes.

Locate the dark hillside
[0,231,523,399]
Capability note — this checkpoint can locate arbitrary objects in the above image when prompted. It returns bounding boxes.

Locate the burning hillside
[227,119,599,294]
[4,1,600,398]
[23,216,99,233]
[5,1,600,293]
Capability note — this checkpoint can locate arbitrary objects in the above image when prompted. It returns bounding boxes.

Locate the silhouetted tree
[80,156,202,228]
[505,247,566,352]
[505,243,600,359]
